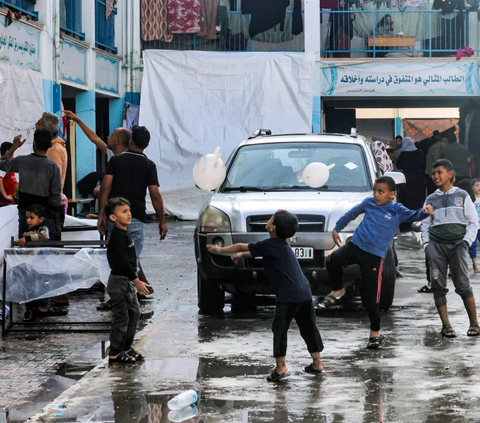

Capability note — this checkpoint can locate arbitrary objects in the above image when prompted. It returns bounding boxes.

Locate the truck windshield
[222,142,371,192]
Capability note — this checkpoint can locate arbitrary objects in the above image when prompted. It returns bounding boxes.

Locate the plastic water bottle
[168,404,198,422]
[167,390,198,410]
[0,305,10,321]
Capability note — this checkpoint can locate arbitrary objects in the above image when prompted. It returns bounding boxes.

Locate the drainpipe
[53,0,62,116]
[125,0,131,94]
[130,0,135,95]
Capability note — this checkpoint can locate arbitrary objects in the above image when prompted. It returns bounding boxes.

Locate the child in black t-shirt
[207,209,324,382]
[106,197,151,364]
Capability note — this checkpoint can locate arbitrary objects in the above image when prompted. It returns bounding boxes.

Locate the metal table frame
[2,231,111,336]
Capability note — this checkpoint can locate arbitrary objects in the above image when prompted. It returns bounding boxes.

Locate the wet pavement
[4,224,480,422]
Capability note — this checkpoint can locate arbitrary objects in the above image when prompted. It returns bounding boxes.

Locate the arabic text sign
[0,20,40,71]
[322,62,480,96]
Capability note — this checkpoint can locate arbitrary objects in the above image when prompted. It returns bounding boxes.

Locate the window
[223,143,371,193]
[60,0,84,40]
[1,0,38,20]
[95,0,117,54]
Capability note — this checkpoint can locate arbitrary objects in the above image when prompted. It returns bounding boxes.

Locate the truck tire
[197,272,225,313]
[379,247,396,311]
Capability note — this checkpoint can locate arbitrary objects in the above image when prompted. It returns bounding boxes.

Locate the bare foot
[474,268,480,274]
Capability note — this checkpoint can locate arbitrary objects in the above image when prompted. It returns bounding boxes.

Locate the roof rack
[350,128,359,138]
[248,129,272,139]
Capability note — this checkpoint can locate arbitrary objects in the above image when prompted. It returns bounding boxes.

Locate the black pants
[107,275,140,356]
[327,243,384,331]
[272,300,323,358]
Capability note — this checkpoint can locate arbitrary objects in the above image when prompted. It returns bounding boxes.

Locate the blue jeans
[468,229,480,259]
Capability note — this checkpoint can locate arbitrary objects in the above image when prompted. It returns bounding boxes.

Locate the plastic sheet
[140,51,315,219]
[1,248,110,303]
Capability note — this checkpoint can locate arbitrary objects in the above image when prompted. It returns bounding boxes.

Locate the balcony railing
[95,0,117,54]
[1,0,38,20]
[142,11,304,52]
[321,9,475,58]
[60,0,85,41]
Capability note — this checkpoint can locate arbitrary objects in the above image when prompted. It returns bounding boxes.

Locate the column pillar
[75,90,96,183]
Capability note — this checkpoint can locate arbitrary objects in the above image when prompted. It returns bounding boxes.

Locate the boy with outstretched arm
[321,176,433,349]
[106,197,151,363]
[207,210,324,382]
[422,159,479,338]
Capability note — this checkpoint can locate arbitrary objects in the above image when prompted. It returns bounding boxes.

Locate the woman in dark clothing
[328,0,355,58]
[396,137,426,211]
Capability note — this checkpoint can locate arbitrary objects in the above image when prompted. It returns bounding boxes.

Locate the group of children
[208,158,479,381]
[16,157,479,376]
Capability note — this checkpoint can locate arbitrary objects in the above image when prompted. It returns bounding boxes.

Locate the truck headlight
[197,206,231,233]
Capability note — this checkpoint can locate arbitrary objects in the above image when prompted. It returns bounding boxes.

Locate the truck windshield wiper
[283,185,344,192]
[223,186,266,192]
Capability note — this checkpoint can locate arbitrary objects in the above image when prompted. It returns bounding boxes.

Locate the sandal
[109,351,136,364]
[441,324,456,338]
[304,364,323,375]
[36,306,68,317]
[126,348,145,361]
[23,310,36,322]
[317,293,342,309]
[367,334,385,349]
[266,370,289,382]
[417,285,432,293]
[467,323,480,336]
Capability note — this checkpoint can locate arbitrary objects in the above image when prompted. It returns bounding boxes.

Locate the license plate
[292,247,314,259]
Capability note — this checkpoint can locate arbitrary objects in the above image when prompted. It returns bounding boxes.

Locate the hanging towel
[242,0,303,38]
[198,0,220,39]
[141,0,173,42]
[167,0,201,34]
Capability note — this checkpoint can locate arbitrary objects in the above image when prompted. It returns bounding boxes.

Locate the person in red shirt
[0,141,18,205]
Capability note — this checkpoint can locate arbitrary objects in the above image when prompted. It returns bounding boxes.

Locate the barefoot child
[422,160,480,337]
[321,176,433,349]
[207,210,324,382]
[468,178,480,273]
[106,197,150,363]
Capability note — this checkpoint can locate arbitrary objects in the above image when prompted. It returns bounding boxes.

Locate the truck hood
[208,191,370,232]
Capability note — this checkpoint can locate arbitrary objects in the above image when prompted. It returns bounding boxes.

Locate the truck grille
[246,214,325,233]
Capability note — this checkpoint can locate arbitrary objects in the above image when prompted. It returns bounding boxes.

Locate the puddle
[5,375,75,423]
[143,358,199,382]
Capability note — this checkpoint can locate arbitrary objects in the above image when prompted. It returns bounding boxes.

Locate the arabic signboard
[321,62,480,97]
[0,20,40,71]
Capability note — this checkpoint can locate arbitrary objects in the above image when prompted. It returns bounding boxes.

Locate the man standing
[0,130,63,238]
[63,110,129,158]
[441,135,470,182]
[98,125,168,288]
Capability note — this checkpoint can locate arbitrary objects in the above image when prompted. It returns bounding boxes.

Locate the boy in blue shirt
[321,176,433,349]
[207,210,324,382]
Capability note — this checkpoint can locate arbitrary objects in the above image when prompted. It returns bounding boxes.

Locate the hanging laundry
[141,0,173,42]
[106,0,118,19]
[198,0,220,39]
[241,0,303,39]
[167,0,201,34]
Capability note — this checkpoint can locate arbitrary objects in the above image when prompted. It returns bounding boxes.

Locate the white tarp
[140,51,315,219]
[0,62,45,154]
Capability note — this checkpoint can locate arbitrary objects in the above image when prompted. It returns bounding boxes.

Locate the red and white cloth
[167,0,201,34]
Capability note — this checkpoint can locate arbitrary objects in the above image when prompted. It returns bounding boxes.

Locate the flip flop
[266,370,289,382]
[441,324,456,338]
[126,348,145,361]
[109,351,136,364]
[367,334,385,349]
[467,323,480,336]
[417,285,432,293]
[304,364,323,375]
[317,293,342,309]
